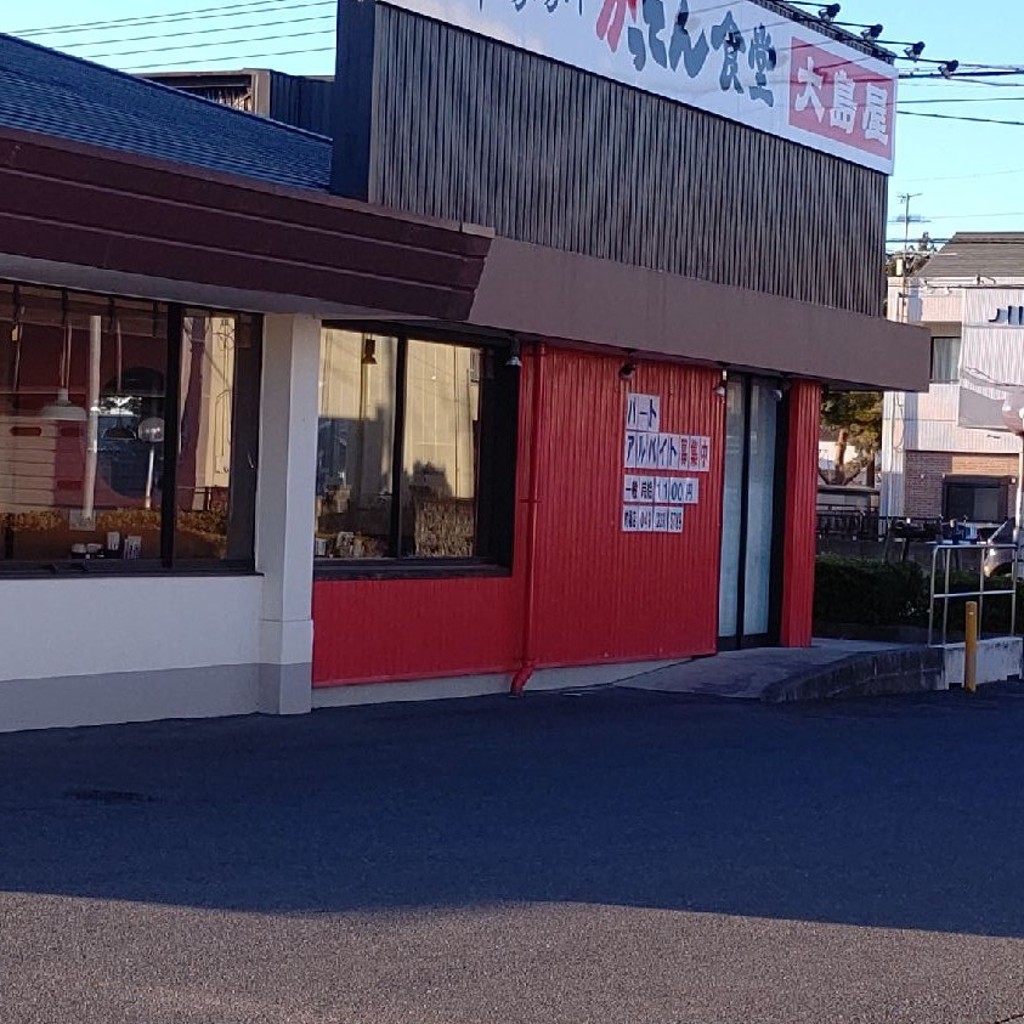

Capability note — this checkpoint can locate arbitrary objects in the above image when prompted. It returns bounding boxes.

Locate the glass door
[718,378,783,648]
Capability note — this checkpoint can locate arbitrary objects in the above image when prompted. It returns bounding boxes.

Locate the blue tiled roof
[0,33,332,191]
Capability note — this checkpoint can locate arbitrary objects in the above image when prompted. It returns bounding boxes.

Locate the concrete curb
[761,646,945,704]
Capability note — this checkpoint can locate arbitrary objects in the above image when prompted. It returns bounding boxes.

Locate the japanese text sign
[620,392,709,534]
[381,0,897,173]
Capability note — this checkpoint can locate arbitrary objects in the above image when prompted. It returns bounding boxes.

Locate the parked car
[983,519,1022,578]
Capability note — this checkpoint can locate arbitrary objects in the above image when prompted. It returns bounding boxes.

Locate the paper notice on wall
[623,475,656,503]
[653,477,687,505]
[626,393,661,433]
[622,504,658,532]
[621,393,699,533]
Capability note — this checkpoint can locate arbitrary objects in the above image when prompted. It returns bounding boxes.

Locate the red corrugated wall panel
[529,351,723,665]
[779,380,821,647]
[312,347,724,686]
[311,576,524,684]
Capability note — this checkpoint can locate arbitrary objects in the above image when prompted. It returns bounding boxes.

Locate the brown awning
[0,126,490,322]
[0,124,927,391]
[468,238,930,392]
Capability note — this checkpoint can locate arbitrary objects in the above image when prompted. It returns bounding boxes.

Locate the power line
[927,211,1024,222]
[63,13,333,52]
[901,74,1024,88]
[13,0,332,37]
[79,27,333,62]
[899,96,1024,105]
[126,46,335,72]
[893,167,1024,184]
[898,110,1024,127]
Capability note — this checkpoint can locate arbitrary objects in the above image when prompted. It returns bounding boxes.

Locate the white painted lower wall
[0,575,268,732]
[942,637,1023,689]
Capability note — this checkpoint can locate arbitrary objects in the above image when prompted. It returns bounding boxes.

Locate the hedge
[814,554,1024,634]
[814,555,928,627]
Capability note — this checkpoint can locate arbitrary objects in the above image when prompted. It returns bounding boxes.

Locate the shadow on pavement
[2,685,1024,937]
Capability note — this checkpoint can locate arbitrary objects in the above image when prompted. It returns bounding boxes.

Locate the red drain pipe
[510,341,546,696]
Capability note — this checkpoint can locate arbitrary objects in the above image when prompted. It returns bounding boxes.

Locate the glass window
[403,340,479,558]
[930,336,961,383]
[0,283,260,569]
[314,330,516,566]
[316,330,398,559]
[176,312,260,561]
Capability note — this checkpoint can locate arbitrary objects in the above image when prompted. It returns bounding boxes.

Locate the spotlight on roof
[860,23,883,40]
[904,41,926,60]
[940,59,960,78]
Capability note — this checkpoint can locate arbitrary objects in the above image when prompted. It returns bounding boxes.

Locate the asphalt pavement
[3,684,1024,1023]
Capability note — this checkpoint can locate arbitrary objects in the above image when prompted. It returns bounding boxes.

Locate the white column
[880,390,906,519]
[255,315,320,715]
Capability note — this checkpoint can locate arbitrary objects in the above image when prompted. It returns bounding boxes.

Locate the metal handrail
[928,541,1019,648]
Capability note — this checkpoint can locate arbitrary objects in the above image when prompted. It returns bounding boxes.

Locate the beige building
[881,233,1024,523]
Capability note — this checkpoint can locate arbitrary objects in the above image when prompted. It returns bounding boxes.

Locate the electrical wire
[126,46,335,72]
[926,211,1024,221]
[898,110,1024,127]
[894,167,1024,184]
[80,27,333,62]
[62,13,334,52]
[12,0,332,37]
[899,96,1024,105]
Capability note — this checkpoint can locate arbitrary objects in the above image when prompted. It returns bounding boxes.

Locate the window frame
[941,474,1010,524]
[929,335,961,384]
[314,323,520,580]
[0,286,262,577]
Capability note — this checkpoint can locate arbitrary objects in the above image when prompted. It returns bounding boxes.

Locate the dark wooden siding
[370,6,888,317]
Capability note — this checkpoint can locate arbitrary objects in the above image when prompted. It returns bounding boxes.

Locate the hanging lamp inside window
[40,293,86,422]
[103,306,136,440]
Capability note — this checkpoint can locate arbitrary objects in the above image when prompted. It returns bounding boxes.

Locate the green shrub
[814,555,928,626]
[814,555,1024,635]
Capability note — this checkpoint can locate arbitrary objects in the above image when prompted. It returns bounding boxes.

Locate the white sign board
[957,290,1024,431]
[620,393,709,533]
[381,0,897,174]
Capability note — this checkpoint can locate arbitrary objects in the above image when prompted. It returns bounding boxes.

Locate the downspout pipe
[510,341,545,696]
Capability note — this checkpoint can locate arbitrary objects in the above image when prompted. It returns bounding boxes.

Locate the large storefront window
[315,328,517,568]
[0,283,260,569]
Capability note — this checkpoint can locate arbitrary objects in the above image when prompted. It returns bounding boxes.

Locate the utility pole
[897,192,923,324]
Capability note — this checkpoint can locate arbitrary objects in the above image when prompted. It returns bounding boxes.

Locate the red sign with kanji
[787,37,895,163]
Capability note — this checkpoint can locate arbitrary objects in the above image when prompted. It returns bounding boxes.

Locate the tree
[885,232,936,279]
[820,391,883,487]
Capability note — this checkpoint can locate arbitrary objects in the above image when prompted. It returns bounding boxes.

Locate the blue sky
[6,0,1023,242]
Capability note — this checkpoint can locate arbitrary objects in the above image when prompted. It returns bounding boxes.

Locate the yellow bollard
[965,600,978,694]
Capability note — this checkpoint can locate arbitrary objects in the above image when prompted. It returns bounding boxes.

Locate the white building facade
[882,234,1024,524]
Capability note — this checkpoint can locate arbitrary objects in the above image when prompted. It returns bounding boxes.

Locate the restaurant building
[0,0,927,731]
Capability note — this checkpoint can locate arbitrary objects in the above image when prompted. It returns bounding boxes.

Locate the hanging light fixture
[619,351,638,381]
[40,292,86,422]
[103,305,136,440]
[505,338,522,368]
[10,285,23,397]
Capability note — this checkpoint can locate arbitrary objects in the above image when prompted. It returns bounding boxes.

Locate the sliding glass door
[718,378,784,648]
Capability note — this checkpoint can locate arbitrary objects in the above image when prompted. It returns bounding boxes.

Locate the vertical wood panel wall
[371,6,888,318]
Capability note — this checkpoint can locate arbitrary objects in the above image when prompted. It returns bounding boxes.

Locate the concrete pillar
[880,390,906,518]
[255,315,320,715]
